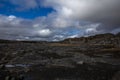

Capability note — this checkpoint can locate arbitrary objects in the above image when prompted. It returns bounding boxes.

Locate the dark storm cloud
[42,0,120,33]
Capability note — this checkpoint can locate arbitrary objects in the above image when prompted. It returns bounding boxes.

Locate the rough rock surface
[0,33,120,80]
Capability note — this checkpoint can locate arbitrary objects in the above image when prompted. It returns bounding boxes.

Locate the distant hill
[116,32,120,37]
[0,32,120,47]
[62,32,120,47]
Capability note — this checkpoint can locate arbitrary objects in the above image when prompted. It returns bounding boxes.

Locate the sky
[0,0,120,41]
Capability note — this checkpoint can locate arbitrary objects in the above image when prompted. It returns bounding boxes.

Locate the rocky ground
[0,33,120,80]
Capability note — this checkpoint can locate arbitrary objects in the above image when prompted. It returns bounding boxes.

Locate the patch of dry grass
[100,48,120,52]
[49,43,81,47]
[90,44,115,48]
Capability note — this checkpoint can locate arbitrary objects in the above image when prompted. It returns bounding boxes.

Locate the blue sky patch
[0,1,54,19]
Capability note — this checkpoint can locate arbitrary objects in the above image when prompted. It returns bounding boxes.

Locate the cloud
[37,29,52,37]
[0,0,120,41]
[43,0,120,31]
[10,0,38,10]
[8,0,120,30]
[0,15,78,41]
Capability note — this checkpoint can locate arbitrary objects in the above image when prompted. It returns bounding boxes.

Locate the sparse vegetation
[0,33,120,80]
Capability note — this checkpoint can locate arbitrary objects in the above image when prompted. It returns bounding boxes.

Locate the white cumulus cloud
[37,29,52,37]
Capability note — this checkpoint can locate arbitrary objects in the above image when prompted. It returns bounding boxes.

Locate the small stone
[5,76,10,80]
[77,61,84,65]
